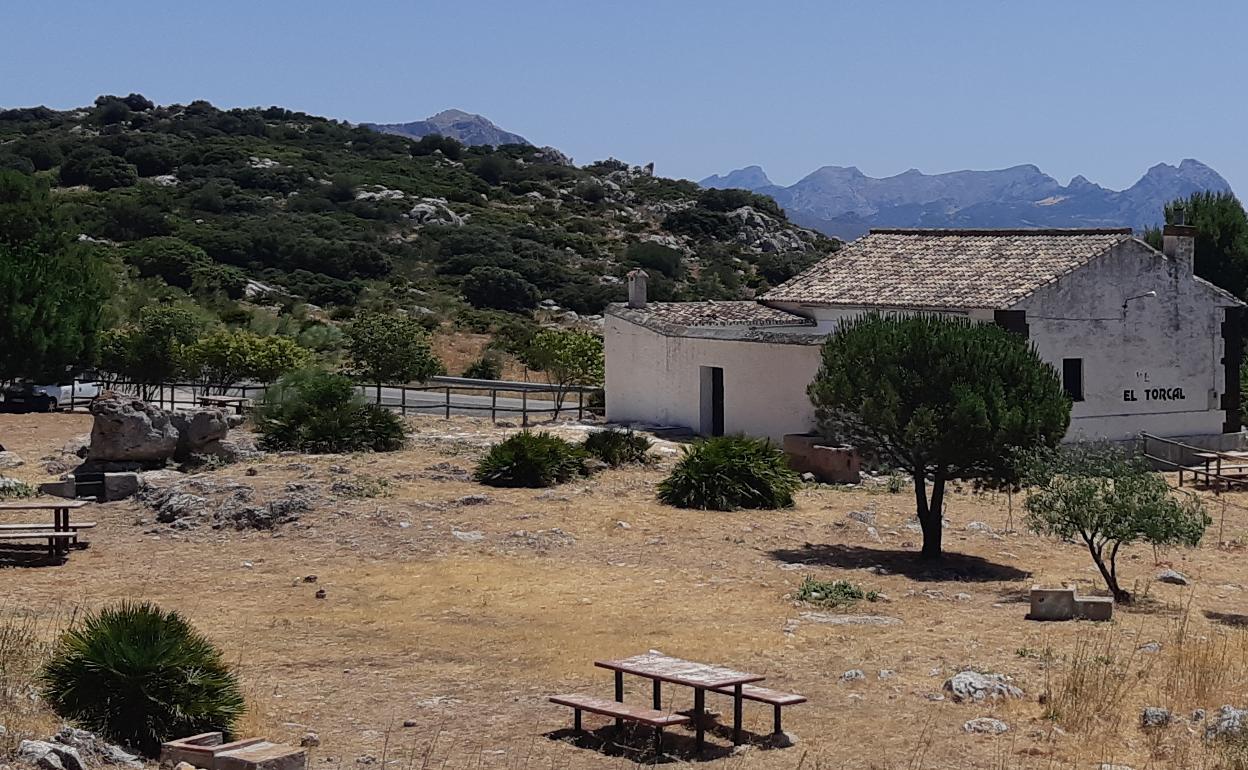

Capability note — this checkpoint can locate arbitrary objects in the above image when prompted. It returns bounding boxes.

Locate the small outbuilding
[605,226,1245,443]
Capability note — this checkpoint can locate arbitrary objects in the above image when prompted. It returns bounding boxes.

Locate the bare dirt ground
[4,413,1248,769]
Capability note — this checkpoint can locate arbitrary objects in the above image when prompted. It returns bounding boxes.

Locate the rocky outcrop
[404,198,466,227]
[80,394,248,478]
[943,671,1024,703]
[86,393,180,465]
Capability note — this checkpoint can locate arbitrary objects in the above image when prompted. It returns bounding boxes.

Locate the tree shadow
[770,543,1031,583]
[1205,610,1248,628]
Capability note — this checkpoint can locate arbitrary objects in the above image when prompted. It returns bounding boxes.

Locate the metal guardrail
[74,376,603,427]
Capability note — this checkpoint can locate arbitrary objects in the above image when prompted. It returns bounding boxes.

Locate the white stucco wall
[604,317,821,441]
[1013,240,1239,441]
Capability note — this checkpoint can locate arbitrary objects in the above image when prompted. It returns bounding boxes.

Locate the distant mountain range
[700,160,1234,239]
[364,109,529,147]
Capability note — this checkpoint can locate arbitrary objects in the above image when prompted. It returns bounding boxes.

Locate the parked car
[0,377,102,413]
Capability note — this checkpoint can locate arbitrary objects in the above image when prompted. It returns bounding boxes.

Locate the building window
[1062,358,1084,402]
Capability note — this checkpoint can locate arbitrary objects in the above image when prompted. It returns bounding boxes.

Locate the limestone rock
[839,669,866,683]
[942,671,1023,703]
[86,393,179,464]
[799,612,901,626]
[1140,706,1172,728]
[0,451,24,469]
[405,198,465,227]
[170,408,231,459]
[1207,705,1248,738]
[1157,569,1189,586]
[300,732,320,748]
[963,717,1009,735]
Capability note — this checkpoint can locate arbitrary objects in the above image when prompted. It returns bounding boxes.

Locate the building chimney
[627,268,648,309]
[1162,206,1196,275]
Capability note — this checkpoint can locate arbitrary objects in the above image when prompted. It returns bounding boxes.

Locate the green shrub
[584,428,652,467]
[0,477,35,499]
[794,577,879,608]
[657,435,801,510]
[255,368,406,453]
[463,351,503,380]
[474,431,588,488]
[38,602,244,757]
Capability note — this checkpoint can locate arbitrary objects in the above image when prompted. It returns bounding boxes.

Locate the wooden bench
[550,694,689,754]
[0,531,78,560]
[0,522,96,547]
[708,684,806,735]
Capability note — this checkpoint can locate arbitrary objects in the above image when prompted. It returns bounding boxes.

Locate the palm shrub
[657,435,801,510]
[38,602,244,757]
[255,367,405,453]
[583,428,652,467]
[474,431,589,488]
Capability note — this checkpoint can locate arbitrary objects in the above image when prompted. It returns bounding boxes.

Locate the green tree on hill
[808,314,1071,559]
[1145,192,1248,299]
[345,311,444,402]
[0,171,111,381]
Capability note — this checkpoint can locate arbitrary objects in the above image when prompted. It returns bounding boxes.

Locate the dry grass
[5,413,1248,768]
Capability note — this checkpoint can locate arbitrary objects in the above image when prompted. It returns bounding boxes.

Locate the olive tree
[523,329,604,417]
[344,311,443,403]
[1018,443,1209,602]
[808,314,1070,559]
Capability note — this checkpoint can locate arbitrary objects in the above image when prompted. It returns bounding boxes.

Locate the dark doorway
[700,366,724,436]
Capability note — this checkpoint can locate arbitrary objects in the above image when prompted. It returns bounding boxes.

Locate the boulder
[0,451,24,469]
[103,472,141,501]
[170,408,231,459]
[942,671,1023,703]
[18,742,85,770]
[1157,569,1189,586]
[86,393,179,465]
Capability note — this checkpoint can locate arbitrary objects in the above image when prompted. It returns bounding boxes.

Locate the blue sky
[4,0,1245,193]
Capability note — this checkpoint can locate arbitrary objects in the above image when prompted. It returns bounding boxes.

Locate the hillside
[702,160,1234,239]
[364,108,530,147]
[0,95,836,367]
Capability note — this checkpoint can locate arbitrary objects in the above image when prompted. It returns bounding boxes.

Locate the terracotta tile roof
[622,301,816,328]
[762,228,1136,309]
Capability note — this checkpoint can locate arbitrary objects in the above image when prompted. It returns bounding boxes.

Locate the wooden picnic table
[0,500,91,560]
[1190,451,1248,487]
[196,395,252,415]
[596,652,765,751]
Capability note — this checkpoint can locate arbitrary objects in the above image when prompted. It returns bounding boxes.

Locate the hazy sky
[5,0,1245,192]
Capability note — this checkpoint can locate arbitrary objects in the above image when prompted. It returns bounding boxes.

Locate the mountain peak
[699,165,774,191]
[364,109,529,147]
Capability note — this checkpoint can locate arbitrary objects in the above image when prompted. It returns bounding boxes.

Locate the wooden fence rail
[68,376,603,427]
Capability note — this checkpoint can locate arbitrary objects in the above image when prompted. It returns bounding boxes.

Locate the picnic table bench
[0,500,93,560]
[552,652,805,755]
[1181,450,1248,488]
[196,395,252,415]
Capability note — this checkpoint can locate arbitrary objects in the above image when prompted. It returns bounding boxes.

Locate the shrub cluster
[657,435,801,510]
[474,431,588,488]
[474,428,654,488]
[255,368,406,453]
[583,428,652,467]
[39,602,244,757]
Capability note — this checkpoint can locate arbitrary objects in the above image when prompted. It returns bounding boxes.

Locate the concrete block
[1028,585,1113,622]
[782,434,861,483]
[162,734,306,770]
[103,472,140,501]
[37,479,76,499]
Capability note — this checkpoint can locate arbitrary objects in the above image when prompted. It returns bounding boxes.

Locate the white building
[605,227,1246,443]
